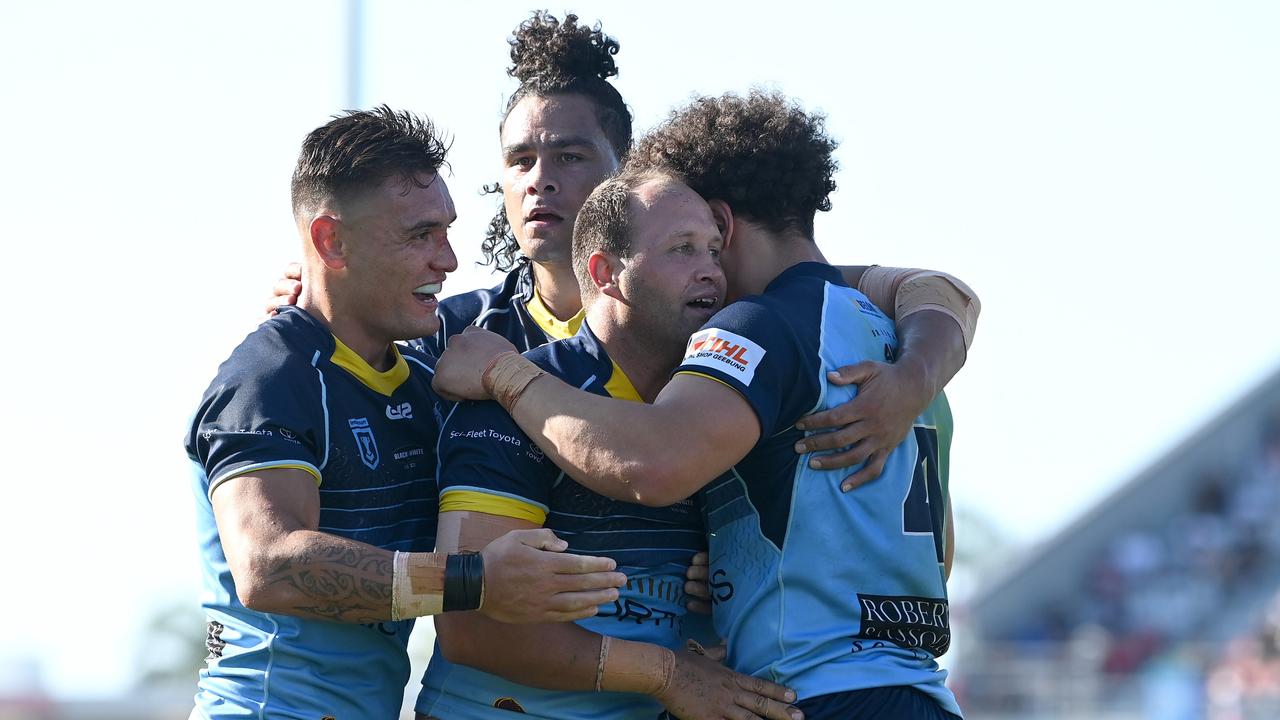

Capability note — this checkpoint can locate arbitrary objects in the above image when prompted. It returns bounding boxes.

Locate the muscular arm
[794,266,976,485]
[433,510,799,720]
[507,373,759,507]
[212,468,625,624]
[212,468,405,623]
[434,511,615,690]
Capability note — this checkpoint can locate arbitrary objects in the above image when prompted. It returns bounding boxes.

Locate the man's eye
[561,153,583,163]
[512,157,534,169]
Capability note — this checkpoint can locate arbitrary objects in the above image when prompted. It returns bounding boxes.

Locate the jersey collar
[525,287,585,341]
[330,335,410,396]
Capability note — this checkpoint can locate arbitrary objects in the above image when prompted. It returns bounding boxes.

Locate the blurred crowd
[955,415,1280,719]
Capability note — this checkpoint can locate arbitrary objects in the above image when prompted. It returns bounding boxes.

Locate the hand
[656,650,801,720]
[684,551,712,615]
[793,358,932,491]
[479,528,627,624]
[264,261,303,318]
[432,326,519,402]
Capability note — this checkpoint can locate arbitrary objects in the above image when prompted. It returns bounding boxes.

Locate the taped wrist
[443,552,485,612]
[390,551,446,620]
[482,351,548,412]
[597,637,676,696]
[858,266,981,349]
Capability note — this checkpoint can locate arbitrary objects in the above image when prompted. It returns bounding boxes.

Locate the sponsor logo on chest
[682,328,766,385]
[385,401,413,420]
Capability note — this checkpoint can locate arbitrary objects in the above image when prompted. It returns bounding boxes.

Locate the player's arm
[945,500,955,581]
[210,468,625,624]
[795,266,979,488]
[433,510,799,720]
[435,338,757,506]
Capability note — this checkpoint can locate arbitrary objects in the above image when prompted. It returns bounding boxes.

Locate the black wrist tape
[443,552,485,612]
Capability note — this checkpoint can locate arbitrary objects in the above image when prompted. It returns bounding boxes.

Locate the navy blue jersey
[413,261,583,357]
[417,322,707,720]
[676,262,960,716]
[185,306,444,719]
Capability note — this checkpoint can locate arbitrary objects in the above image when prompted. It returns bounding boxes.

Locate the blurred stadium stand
[951,367,1280,719]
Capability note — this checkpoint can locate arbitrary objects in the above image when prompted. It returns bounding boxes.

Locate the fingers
[739,673,797,704]
[685,562,709,583]
[795,422,870,455]
[806,442,875,472]
[685,578,711,600]
[827,361,879,386]
[686,597,712,615]
[272,277,302,300]
[552,570,629,592]
[548,587,621,613]
[793,403,855,433]
[690,550,709,566]
[529,547,621,576]
[702,643,728,662]
[732,691,802,720]
[734,675,801,720]
[842,450,888,491]
[284,262,302,281]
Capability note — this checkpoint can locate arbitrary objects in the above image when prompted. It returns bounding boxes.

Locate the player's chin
[396,310,441,343]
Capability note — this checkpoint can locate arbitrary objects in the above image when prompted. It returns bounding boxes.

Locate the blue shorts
[796,686,961,720]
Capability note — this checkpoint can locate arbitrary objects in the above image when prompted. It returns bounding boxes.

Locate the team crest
[348,417,380,469]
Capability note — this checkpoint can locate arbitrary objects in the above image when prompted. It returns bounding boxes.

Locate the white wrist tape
[391,550,444,620]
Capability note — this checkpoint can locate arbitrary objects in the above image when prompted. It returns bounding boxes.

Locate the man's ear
[705,199,735,249]
[587,251,625,300]
[309,215,347,269]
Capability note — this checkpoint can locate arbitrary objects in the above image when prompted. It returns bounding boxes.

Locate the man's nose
[525,157,558,195]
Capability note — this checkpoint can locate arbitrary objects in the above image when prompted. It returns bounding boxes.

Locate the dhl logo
[688,335,754,366]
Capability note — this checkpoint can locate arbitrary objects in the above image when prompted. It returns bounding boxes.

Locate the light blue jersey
[676,262,961,717]
[185,307,444,719]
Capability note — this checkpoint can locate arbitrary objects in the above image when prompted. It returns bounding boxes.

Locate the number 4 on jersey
[902,426,945,564]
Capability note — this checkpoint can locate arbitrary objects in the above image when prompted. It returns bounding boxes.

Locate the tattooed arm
[211,468,402,622]
[211,469,626,624]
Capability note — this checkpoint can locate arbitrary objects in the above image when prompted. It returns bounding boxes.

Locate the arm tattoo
[262,539,394,623]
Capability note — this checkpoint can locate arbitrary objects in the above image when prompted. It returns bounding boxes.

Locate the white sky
[1,0,1277,700]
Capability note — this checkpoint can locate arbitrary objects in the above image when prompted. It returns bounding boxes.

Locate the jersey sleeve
[186,359,326,499]
[674,299,818,437]
[436,400,555,525]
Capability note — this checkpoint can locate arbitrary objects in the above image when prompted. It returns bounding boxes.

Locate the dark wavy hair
[291,105,449,217]
[630,90,837,240]
[480,11,633,271]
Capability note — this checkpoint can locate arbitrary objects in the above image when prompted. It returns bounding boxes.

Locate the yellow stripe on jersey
[439,489,548,525]
[330,335,410,396]
[525,289,585,340]
[604,361,643,402]
[673,369,737,392]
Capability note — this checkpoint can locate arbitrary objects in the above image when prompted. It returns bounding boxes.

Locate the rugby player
[418,168,800,720]
[267,12,981,487]
[185,107,625,719]
[433,92,967,719]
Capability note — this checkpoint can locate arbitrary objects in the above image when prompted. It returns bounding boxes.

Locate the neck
[299,282,396,372]
[529,259,583,320]
[586,302,680,403]
[739,226,829,296]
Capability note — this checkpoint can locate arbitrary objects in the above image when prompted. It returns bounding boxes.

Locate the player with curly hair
[271,9,977,481]
[434,91,967,719]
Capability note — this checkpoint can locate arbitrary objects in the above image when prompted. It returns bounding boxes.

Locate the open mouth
[687,296,719,310]
[413,282,442,304]
[526,211,563,225]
